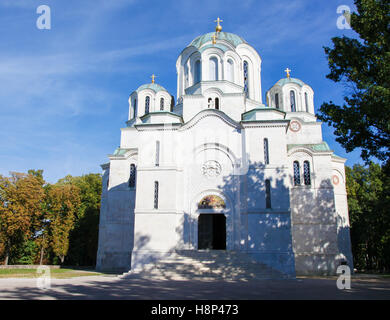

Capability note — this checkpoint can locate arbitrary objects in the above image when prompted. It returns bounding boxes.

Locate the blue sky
[0,0,363,183]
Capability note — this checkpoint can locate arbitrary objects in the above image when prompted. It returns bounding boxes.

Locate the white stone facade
[96,31,353,276]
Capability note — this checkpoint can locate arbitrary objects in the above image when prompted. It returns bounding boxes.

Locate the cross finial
[151,74,157,83]
[212,33,217,44]
[285,68,291,79]
[214,17,223,33]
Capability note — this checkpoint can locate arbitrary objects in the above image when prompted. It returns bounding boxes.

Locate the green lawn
[0,268,104,279]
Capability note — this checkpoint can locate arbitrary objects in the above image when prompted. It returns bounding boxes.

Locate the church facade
[96,25,353,276]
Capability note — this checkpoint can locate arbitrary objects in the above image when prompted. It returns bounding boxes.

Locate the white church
[96,20,353,277]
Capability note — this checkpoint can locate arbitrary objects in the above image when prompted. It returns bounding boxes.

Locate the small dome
[275,78,305,87]
[135,83,168,93]
[188,32,247,49]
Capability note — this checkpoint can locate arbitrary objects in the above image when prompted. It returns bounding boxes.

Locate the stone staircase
[119,250,291,281]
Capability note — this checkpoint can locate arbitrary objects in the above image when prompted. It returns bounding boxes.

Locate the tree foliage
[318,0,390,162]
[346,162,390,271]
[0,171,101,266]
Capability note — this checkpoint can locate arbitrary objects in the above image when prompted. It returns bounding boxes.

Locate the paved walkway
[0,275,389,300]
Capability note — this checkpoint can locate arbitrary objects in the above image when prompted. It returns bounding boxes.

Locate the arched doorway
[197,195,227,250]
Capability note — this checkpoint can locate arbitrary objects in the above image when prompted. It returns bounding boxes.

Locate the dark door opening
[198,214,226,250]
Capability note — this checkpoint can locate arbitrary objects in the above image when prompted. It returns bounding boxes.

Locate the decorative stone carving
[332,175,340,185]
[201,160,222,178]
[290,120,301,132]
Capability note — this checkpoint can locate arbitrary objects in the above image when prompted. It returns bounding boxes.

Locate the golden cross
[285,68,291,79]
[212,33,217,44]
[151,74,157,83]
[214,17,223,33]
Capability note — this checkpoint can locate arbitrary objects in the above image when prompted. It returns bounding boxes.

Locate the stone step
[119,250,289,280]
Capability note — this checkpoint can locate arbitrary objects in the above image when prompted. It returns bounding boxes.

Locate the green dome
[135,83,168,93]
[189,32,247,49]
[276,78,305,87]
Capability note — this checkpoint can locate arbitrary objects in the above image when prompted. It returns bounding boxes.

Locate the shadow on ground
[1,276,390,300]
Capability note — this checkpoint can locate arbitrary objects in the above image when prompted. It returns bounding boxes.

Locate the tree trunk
[60,255,64,264]
[39,246,44,265]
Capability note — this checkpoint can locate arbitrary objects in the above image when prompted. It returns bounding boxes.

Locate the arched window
[154,181,159,209]
[184,63,189,88]
[129,164,136,188]
[293,161,301,186]
[215,97,220,110]
[198,195,226,209]
[290,91,296,112]
[145,96,150,114]
[160,97,164,111]
[275,93,279,109]
[134,99,137,118]
[227,59,234,82]
[155,140,160,167]
[265,179,271,209]
[208,97,213,108]
[209,57,218,81]
[304,161,311,185]
[243,61,249,98]
[264,138,269,165]
[194,60,201,84]
[305,92,309,112]
[170,95,175,112]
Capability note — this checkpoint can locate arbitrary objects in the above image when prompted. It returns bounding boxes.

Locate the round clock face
[290,120,301,132]
[332,175,340,185]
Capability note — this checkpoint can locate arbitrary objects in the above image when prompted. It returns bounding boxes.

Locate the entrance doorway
[198,214,226,250]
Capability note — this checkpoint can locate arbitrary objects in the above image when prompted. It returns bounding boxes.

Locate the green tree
[318,0,390,162]
[346,163,390,271]
[0,173,45,265]
[57,174,102,266]
[46,183,81,264]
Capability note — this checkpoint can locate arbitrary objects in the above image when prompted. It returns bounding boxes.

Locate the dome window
[209,57,218,81]
[305,92,309,112]
[227,59,234,82]
[275,93,279,109]
[194,60,201,84]
[243,61,249,98]
[160,97,164,111]
[145,96,150,114]
[290,90,296,112]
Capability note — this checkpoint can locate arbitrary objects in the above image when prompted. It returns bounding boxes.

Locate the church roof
[135,83,168,93]
[188,32,247,49]
[276,78,305,87]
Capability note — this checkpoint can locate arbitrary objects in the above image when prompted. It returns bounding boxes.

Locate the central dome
[188,32,247,49]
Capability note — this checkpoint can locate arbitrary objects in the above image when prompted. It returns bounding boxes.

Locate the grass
[0,268,105,279]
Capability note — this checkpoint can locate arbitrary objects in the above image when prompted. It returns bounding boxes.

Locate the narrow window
[215,97,220,110]
[264,138,269,165]
[265,179,271,209]
[145,96,150,114]
[184,63,189,88]
[129,164,136,188]
[209,57,218,81]
[154,181,159,209]
[227,59,234,82]
[305,92,309,112]
[275,93,279,109]
[134,99,137,118]
[155,141,160,167]
[160,97,164,111]
[194,60,201,84]
[304,161,311,185]
[170,95,175,112]
[208,97,213,108]
[290,91,296,112]
[243,61,249,98]
[293,161,301,186]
